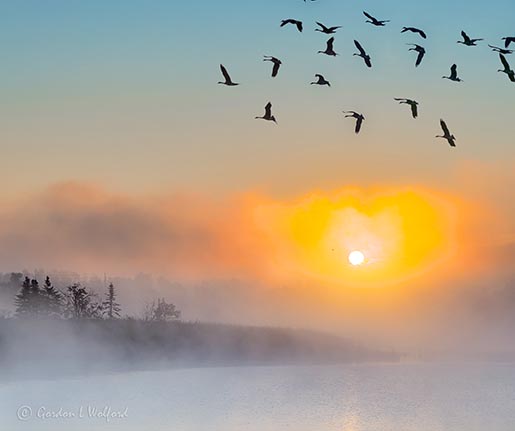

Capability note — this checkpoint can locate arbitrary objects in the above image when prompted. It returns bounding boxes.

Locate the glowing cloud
[254,187,458,286]
[0,182,502,287]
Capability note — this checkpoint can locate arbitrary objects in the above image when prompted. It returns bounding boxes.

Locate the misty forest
[0,273,397,379]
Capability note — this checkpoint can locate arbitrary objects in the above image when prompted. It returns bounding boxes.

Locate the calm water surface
[1,363,514,431]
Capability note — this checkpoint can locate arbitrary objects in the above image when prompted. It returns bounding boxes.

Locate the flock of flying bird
[217,7,515,148]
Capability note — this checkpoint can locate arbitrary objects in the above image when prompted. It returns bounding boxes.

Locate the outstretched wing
[316,22,327,31]
[440,119,450,136]
[220,64,231,82]
[363,11,375,21]
[271,61,280,78]
[415,50,425,67]
[296,21,303,32]
[327,37,335,50]
[500,53,511,71]
[354,40,366,56]
[450,64,458,78]
[265,102,272,117]
[461,31,470,43]
[411,103,418,119]
[355,116,364,134]
[417,29,427,39]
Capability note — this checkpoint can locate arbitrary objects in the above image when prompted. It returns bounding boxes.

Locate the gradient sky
[0,0,514,195]
[0,0,514,284]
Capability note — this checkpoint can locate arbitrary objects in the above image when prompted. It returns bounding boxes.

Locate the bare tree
[143,298,181,322]
[65,284,102,319]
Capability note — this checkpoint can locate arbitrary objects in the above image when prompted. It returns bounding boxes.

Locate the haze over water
[2,363,515,431]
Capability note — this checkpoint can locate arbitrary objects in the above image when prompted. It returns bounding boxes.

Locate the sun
[348,250,365,266]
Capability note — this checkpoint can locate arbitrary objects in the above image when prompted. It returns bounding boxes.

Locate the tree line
[11,276,180,322]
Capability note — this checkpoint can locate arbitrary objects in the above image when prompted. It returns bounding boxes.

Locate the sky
[0,0,514,293]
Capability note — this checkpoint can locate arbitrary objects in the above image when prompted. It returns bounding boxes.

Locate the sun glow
[255,187,457,286]
[348,250,365,266]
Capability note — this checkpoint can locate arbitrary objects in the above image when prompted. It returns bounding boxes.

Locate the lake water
[1,363,514,431]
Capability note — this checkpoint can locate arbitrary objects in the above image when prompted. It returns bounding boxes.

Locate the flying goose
[218,64,239,86]
[363,11,390,26]
[502,37,515,48]
[457,31,483,46]
[343,111,365,134]
[255,102,277,124]
[394,98,419,119]
[280,19,303,32]
[498,54,515,82]
[318,37,338,56]
[263,56,282,78]
[407,44,426,67]
[489,45,514,55]
[436,120,456,147]
[315,22,341,34]
[353,40,372,67]
[310,74,331,86]
[442,64,463,82]
[401,27,427,39]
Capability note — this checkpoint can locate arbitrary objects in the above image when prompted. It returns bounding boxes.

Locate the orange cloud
[254,187,461,286]
[0,181,508,286]
[0,182,267,279]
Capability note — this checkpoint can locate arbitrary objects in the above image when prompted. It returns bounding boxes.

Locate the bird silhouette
[502,37,515,48]
[394,98,419,119]
[218,64,239,86]
[343,111,365,134]
[498,54,515,82]
[489,45,514,55]
[353,40,372,67]
[436,120,456,147]
[315,22,341,34]
[363,11,390,27]
[442,64,463,82]
[457,31,483,46]
[263,56,282,78]
[318,37,338,56]
[280,19,303,32]
[255,102,277,124]
[310,74,331,86]
[401,27,427,39]
[407,44,426,67]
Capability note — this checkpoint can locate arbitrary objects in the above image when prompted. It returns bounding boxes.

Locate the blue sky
[0,0,514,197]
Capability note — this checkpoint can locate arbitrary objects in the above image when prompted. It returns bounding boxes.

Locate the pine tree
[14,277,33,317]
[30,278,45,316]
[14,277,46,317]
[102,283,121,319]
[41,276,64,318]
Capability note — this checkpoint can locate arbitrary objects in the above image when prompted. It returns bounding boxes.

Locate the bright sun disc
[348,250,365,266]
